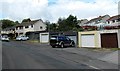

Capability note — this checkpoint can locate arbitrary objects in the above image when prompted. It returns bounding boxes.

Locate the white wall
[15,20,46,36]
[118,29,120,48]
[34,21,46,31]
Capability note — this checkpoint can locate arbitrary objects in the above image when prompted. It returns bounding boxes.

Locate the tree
[22,18,31,22]
[45,20,58,32]
[66,15,78,28]
[44,20,51,31]
[1,19,16,29]
[50,23,58,32]
[57,14,78,31]
[15,21,20,24]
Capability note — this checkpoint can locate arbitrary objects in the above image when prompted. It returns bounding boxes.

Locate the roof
[85,15,110,24]
[2,26,16,31]
[107,15,120,21]
[16,19,43,27]
[2,19,43,31]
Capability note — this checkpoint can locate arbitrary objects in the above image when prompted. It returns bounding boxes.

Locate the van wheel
[60,43,64,48]
[71,42,75,47]
[51,46,55,48]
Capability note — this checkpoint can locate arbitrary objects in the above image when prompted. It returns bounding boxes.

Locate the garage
[81,34,95,47]
[101,33,118,48]
[40,33,49,43]
[78,31,101,48]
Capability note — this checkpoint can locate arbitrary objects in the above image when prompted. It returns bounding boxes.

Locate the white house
[80,15,110,30]
[15,19,46,36]
[106,15,120,28]
[1,19,47,38]
[78,19,88,26]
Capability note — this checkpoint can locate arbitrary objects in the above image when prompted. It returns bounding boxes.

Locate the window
[16,27,18,30]
[40,26,43,29]
[19,26,23,29]
[31,25,33,28]
[112,20,115,23]
[117,18,120,22]
[25,26,29,28]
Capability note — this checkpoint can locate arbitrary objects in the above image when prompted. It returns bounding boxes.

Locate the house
[1,19,47,39]
[78,19,88,26]
[81,15,110,30]
[15,19,46,37]
[107,15,120,24]
[85,15,110,24]
[105,15,120,29]
[1,26,16,39]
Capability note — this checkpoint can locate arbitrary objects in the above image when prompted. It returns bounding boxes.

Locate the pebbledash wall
[78,29,120,48]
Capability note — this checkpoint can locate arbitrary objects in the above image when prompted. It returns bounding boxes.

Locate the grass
[85,47,120,51]
[28,40,39,43]
[107,48,120,51]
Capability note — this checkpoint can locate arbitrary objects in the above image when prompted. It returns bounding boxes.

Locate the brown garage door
[101,33,118,48]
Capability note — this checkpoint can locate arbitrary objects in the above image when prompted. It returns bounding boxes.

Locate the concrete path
[60,48,119,65]
[99,51,118,65]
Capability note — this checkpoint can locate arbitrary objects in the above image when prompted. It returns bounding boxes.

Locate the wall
[24,26,34,33]
[34,21,46,31]
[78,31,101,48]
[118,29,120,48]
[39,32,49,43]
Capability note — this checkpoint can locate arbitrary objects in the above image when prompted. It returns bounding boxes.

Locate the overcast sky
[0,0,119,23]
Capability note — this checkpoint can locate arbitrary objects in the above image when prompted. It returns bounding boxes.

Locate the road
[2,41,119,70]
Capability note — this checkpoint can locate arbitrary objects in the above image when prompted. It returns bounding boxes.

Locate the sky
[0,0,119,23]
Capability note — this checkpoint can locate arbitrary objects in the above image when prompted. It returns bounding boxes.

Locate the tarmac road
[2,41,119,71]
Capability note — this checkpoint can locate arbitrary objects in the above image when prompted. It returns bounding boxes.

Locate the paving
[99,51,118,65]
[59,47,119,65]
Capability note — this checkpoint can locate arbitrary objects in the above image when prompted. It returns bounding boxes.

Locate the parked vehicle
[1,35,9,42]
[50,35,75,48]
[16,35,29,41]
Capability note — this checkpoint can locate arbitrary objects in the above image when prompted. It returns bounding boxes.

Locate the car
[1,35,9,42]
[16,35,29,41]
[50,35,75,48]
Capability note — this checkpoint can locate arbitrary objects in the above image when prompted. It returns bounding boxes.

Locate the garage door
[81,34,95,47]
[40,34,49,43]
[101,33,118,48]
